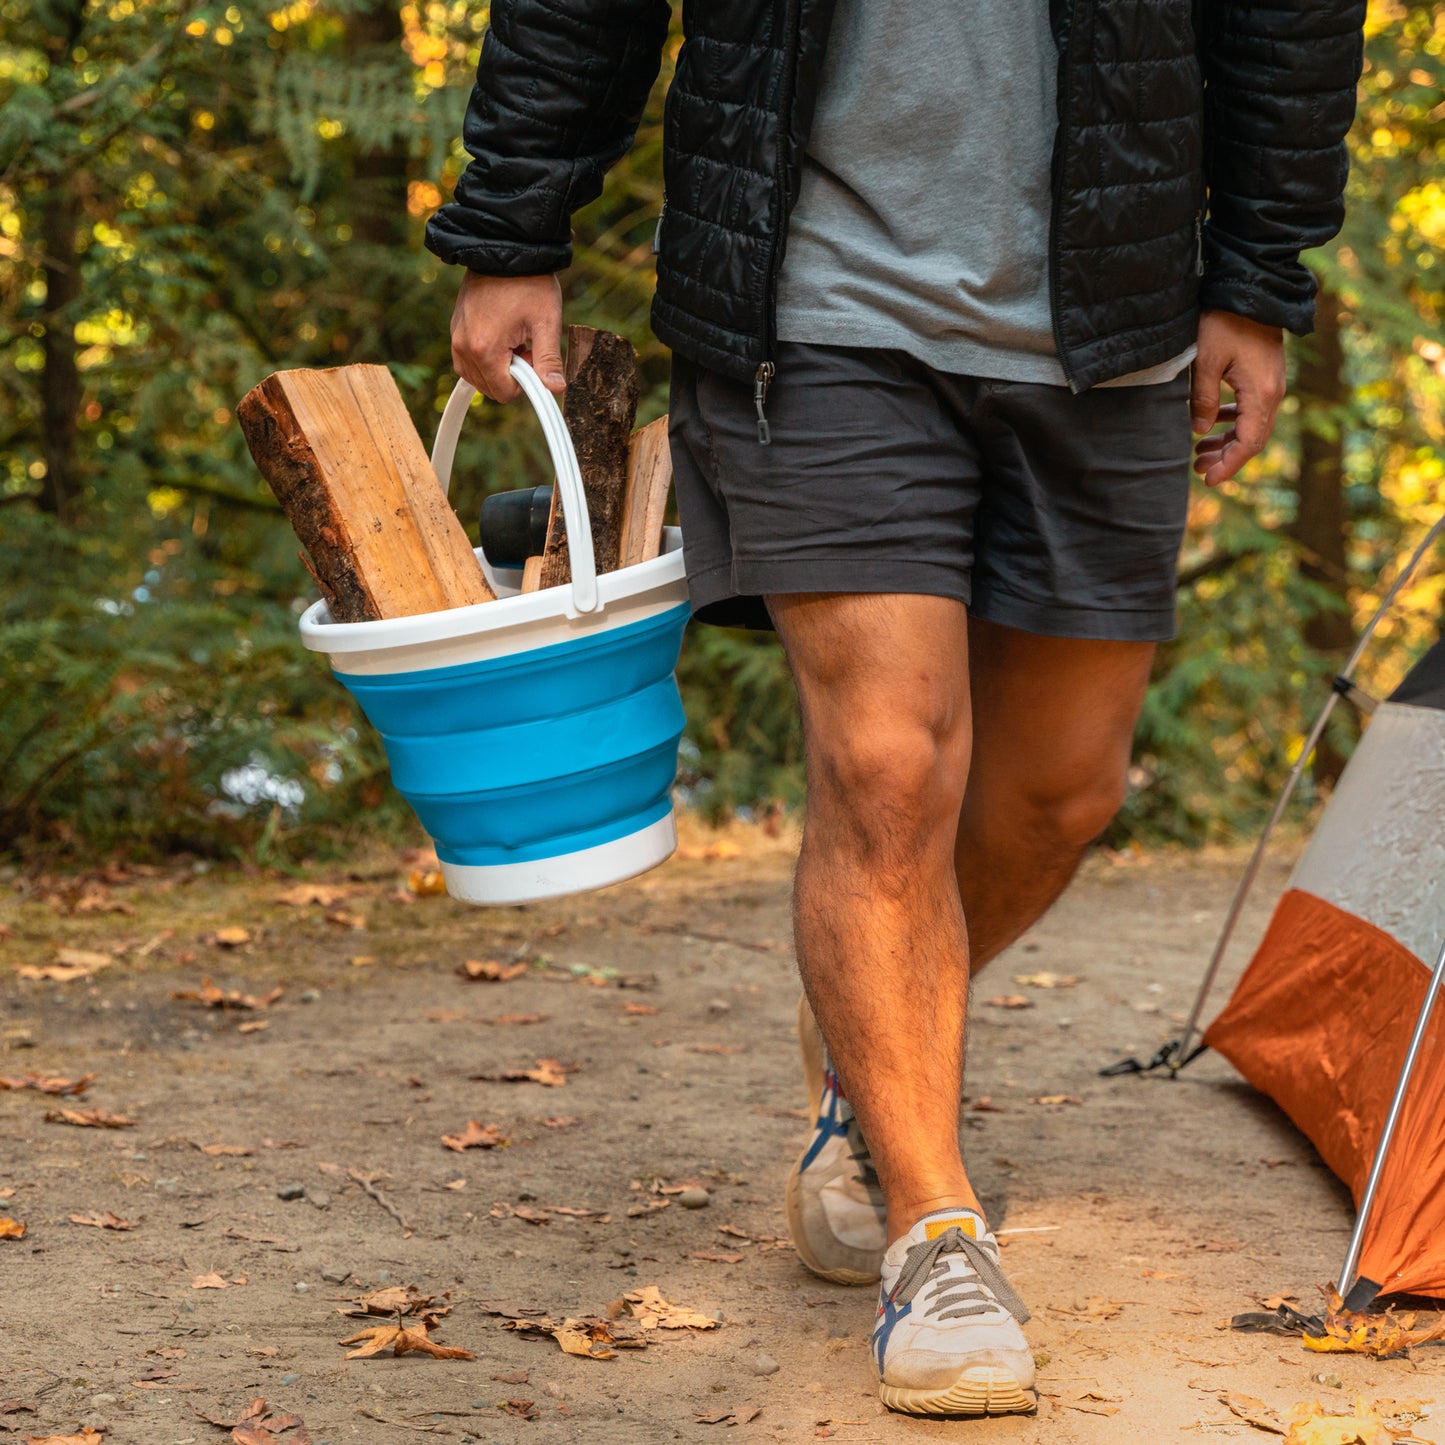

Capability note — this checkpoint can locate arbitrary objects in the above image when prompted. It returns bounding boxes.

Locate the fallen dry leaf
[200,1143,253,1157]
[237,1020,269,1035]
[349,955,375,967]
[171,978,282,1010]
[68,1211,134,1231]
[622,1285,719,1330]
[498,1400,537,1420]
[0,1217,26,1239]
[276,883,351,907]
[324,908,366,930]
[338,1321,474,1360]
[192,1272,230,1289]
[1013,971,1081,989]
[211,926,251,947]
[17,948,114,982]
[626,1198,670,1217]
[622,1002,659,1015]
[1283,1398,1409,1445]
[408,867,447,896]
[440,1121,510,1153]
[458,958,527,982]
[542,1116,579,1129]
[0,1073,94,1095]
[341,1285,448,1318]
[485,1012,549,1027]
[690,1251,745,1265]
[689,1043,746,1056]
[1029,1094,1085,1106]
[1219,1392,1286,1435]
[23,1431,105,1444]
[1304,1288,1445,1358]
[45,1107,135,1128]
[985,995,1034,1009]
[471,1058,573,1087]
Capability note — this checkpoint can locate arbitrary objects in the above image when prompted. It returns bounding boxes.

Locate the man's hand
[1189,309,1286,487]
[450,271,565,403]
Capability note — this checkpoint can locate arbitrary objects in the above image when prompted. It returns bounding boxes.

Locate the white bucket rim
[299,527,685,655]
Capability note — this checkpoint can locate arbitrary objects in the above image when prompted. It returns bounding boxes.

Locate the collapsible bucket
[298,358,690,905]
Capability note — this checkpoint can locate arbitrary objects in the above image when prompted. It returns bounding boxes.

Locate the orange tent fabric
[1206,888,1445,1297]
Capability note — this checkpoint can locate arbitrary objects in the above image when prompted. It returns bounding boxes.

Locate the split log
[534,327,639,590]
[238,364,493,622]
[618,415,673,567]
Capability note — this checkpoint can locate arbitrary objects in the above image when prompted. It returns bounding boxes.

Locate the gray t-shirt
[775,0,1193,388]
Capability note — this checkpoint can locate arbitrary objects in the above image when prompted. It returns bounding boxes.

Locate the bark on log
[238,365,493,622]
[535,327,639,589]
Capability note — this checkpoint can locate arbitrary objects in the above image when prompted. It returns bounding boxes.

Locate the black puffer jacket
[425,0,1365,393]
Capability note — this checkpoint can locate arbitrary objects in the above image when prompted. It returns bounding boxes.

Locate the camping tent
[1204,637,1445,1305]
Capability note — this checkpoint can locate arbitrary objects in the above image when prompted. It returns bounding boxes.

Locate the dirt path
[0,829,1432,1443]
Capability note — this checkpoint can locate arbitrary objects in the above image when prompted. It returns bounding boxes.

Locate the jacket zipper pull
[754,362,775,445]
[1195,212,1204,277]
[652,199,667,257]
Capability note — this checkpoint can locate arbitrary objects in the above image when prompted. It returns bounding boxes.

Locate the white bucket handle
[430,357,600,616]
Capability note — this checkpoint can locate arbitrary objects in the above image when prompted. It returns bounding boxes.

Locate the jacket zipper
[1194,209,1204,276]
[756,0,803,444]
[653,198,667,256]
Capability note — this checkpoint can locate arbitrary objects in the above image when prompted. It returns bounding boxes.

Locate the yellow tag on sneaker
[923,1215,978,1241]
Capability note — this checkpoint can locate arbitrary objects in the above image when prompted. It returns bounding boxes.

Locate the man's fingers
[1189,356,1224,436]
[528,326,566,395]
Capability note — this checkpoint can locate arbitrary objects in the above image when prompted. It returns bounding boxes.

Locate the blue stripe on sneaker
[872,1293,912,1371]
[798,1069,851,1174]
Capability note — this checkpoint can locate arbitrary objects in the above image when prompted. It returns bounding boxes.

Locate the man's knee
[1025,770,1128,854]
[808,718,969,860]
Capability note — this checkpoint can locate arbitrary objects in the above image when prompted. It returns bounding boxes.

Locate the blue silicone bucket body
[297,360,690,904]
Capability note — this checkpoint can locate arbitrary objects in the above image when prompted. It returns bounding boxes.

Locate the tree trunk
[38,179,82,522]
[1292,285,1353,784]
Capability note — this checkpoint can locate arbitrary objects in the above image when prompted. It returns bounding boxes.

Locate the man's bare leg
[769,592,979,1240]
[956,617,1156,970]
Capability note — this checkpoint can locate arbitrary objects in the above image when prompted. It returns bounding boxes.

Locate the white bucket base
[438,812,678,906]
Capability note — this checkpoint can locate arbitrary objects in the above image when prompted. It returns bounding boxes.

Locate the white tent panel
[1291,701,1445,965]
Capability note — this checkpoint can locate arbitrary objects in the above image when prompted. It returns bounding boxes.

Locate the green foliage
[1,0,1443,861]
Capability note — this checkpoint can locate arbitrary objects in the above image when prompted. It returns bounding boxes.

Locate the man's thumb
[531,334,566,394]
[1190,360,1221,436]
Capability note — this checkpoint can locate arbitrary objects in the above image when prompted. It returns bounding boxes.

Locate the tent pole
[1169,511,1445,1075]
[1338,931,1445,1300]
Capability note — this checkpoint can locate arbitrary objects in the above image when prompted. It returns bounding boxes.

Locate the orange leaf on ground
[623,1002,659,1015]
[339,1322,474,1360]
[171,979,282,1010]
[23,1431,105,1444]
[471,1058,573,1087]
[408,867,447,896]
[192,1272,230,1289]
[0,1073,94,1095]
[237,1020,269,1035]
[1218,1392,1286,1434]
[69,1211,134,1230]
[542,1116,579,1129]
[441,1121,509,1152]
[211,926,251,947]
[200,1143,254,1157]
[985,995,1034,1009]
[1029,1094,1085,1106]
[498,1400,538,1419]
[325,909,366,930]
[621,1285,720,1330]
[18,948,113,982]
[0,1217,26,1239]
[688,1043,746,1056]
[458,959,527,982]
[277,883,351,907]
[1013,972,1081,988]
[45,1108,135,1128]
[485,1012,549,1026]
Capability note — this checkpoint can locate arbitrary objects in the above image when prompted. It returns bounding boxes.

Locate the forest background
[0,0,1442,864]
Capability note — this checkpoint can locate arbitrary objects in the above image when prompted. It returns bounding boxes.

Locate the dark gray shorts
[669,341,1193,641]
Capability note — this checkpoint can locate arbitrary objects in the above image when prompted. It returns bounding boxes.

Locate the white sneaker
[784,994,888,1285]
[872,1209,1036,1416]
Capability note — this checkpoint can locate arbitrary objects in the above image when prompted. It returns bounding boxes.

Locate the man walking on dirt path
[426,0,1366,1417]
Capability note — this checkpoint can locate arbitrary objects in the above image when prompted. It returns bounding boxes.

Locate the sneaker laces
[891,1226,1031,1324]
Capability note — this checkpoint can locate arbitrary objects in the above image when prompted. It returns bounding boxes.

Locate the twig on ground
[348,1168,413,1235]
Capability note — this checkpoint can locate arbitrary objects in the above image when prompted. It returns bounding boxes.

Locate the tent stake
[1337,931,1445,1301]
[1169,511,1445,1075]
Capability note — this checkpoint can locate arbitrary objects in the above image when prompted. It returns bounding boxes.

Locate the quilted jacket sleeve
[425,0,673,275]
[1199,0,1366,335]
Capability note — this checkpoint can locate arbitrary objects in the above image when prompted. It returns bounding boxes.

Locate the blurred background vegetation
[0,0,1442,865]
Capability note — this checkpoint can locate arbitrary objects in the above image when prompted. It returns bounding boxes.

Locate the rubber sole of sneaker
[786,993,881,1286]
[878,1366,1038,1417]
